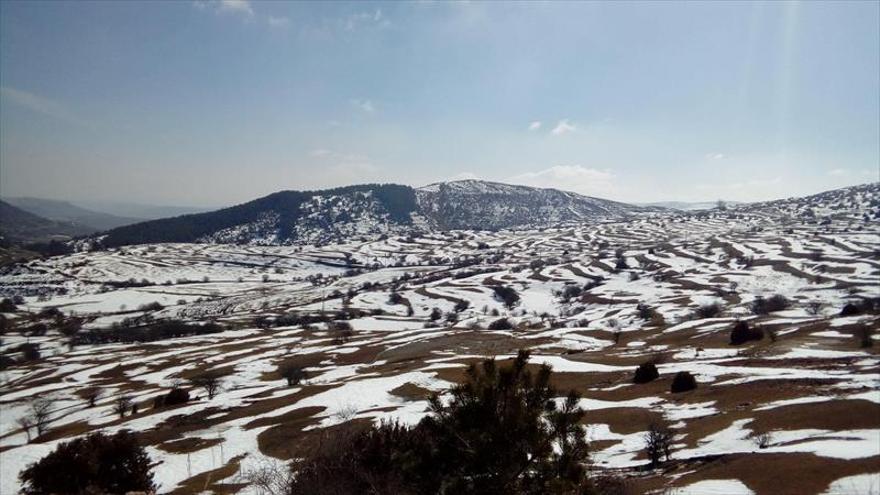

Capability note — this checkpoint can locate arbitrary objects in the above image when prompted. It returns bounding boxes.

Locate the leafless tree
[240,459,294,495]
[16,416,33,443]
[82,387,102,408]
[190,370,224,400]
[644,422,673,467]
[30,397,55,436]
[114,395,132,418]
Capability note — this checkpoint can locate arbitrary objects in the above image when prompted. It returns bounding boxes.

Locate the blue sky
[1,0,877,206]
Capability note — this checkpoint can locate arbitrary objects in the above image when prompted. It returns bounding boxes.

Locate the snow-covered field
[1,190,878,494]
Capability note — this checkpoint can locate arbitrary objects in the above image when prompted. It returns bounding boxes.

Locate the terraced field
[1,186,878,494]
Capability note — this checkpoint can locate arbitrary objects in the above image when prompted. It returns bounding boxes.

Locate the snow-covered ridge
[415,179,655,230]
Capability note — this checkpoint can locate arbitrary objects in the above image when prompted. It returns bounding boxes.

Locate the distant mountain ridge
[98,180,651,247]
[92,180,880,248]
[0,200,94,245]
[3,197,144,231]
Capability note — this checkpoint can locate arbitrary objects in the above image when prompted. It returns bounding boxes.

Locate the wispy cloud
[528,121,542,131]
[705,152,725,160]
[344,9,390,31]
[551,119,575,136]
[0,86,85,126]
[827,168,848,177]
[350,98,375,113]
[510,165,615,196]
[194,0,253,16]
[218,0,253,16]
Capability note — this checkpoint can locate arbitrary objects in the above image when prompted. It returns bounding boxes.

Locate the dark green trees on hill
[287,350,600,495]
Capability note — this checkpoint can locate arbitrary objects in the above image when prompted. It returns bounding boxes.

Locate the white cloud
[0,86,84,126]
[218,0,253,16]
[705,152,725,160]
[267,15,289,28]
[551,119,575,136]
[528,121,542,131]
[344,9,390,31]
[827,168,848,177]
[194,0,256,19]
[350,98,375,113]
[509,165,616,196]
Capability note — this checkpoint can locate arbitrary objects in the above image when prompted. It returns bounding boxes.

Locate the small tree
[17,416,33,443]
[644,422,673,467]
[30,397,55,437]
[492,285,520,310]
[279,363,307,387]
[633,362,660,384]
[453,300,470,313]
[730,320,764,345]
[19,431,155,495]
[190,370,224,400]
[114,395,132,419]
[670,371,697,393]
[487,317,513,330]
[82,388,102,408]
[154,388,190,409]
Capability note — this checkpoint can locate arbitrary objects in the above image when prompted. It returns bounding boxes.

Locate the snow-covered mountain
[416,180,654,230]
[97,180,657,247]
[95,180,879,248]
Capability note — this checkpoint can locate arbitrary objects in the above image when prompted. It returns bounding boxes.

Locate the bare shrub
[114,395,132,418]
[82,388,102,408]
[190,370,224,400]
[279,363,308,387]
[752,431,772,449]
[694,302,722,319]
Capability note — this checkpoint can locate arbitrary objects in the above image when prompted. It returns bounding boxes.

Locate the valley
[0,182,878,494]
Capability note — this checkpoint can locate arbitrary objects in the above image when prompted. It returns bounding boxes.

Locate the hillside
[0,200,94,245]
[415,179,655,230]
[4,197,145,231]
[0,183,878,494]
[98,180,659,248]
[100,184,420,248]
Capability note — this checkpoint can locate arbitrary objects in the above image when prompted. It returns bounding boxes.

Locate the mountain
[3,197,144,231]
[97,180,657,248]
[415,179,653,230]
[734,182,880,221]
[101,184,422,247]
[0,200,94,245]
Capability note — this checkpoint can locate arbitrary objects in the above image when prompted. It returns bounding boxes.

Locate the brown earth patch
[389,382,434,401]
[168,454,247,495]
[665,452,880,495]
[158,436,224,454]
[750,399,880,433]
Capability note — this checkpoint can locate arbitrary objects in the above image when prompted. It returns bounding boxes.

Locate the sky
[1,0,878,208]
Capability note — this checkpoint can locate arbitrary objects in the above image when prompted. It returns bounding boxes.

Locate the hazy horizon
[1,1,878,207]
